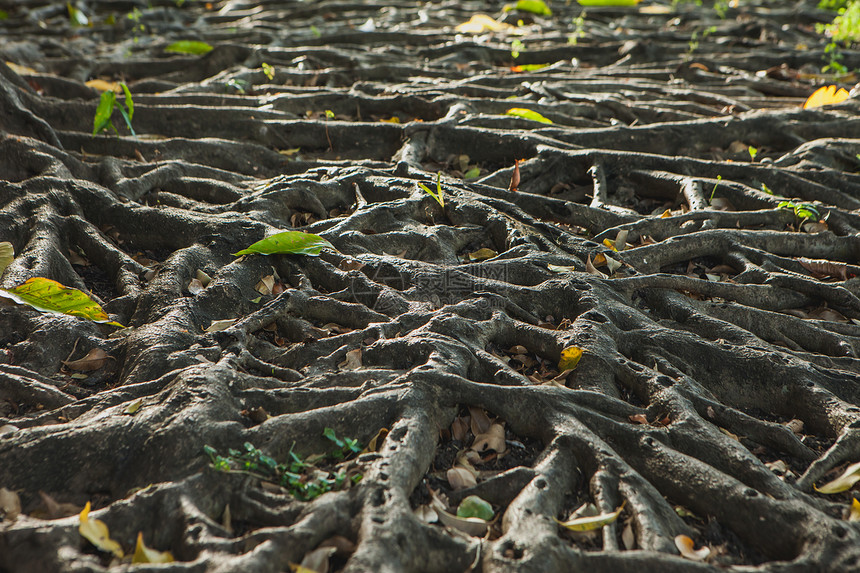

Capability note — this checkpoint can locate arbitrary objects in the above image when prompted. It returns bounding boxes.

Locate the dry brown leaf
[430,493,489,537]
[798,257,849,280]
[339,259,365,272]
[298,546,337,573]
[451,417,469,442]
[205,318,238,332]
[32,491,81,519]
[338,348,362,370]
[63,348,111,372]
[318,535,356,557]
[256,275,275,295]
[471,423,506,454]
[622,522,635,550]
[808,307,849,323]
[361,427,388,453]
[188,278,204,295]
[674,534,710,561]
[413,504,438,523]
[509,159,520,192]
[508,345,527,355]
[586,255,607,278]
[785,419,804,435]
[0,424,19,437]
[468,407,492,435]
[0,488,21,521]
[467,248,497,261]
[628,414,648,425]
[447,467,478,490]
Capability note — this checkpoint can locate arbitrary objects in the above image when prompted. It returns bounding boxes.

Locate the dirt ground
[2,0,860,571]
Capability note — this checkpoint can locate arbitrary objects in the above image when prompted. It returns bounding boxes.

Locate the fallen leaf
[849,498,860,522]
[279,147,301,156]
[430,495,489,536]
[815,461,860,494]
[361,427,388,453]
[622,522,635,549]
[256,274,275,295]
[556,502,625,531]
[234,231,334,257]
[85,79,122,93]
[0,277,124,327]
[318,535,356,557]
[455,14,517,34]
[79,502,124,557]
[467,248,498,261]
[674,534,710,561]
[798,257,849,280]
[63,348,112,371]
[628,414,648,424]
[165,41,213,55]
[558,346,583,371]
[188,278,204,295]
[803,85,849,109]
[338,348,362,370]
[298,546,337,573]
[547,264,577,273]
[766,460,788,473]
[505,108,553,124]
[471,423,506,454]
[605,256,622,274]
[457,495,494,521]
[451,417,469,442]
[205,318,238,332]
[123,399,143,415]
[0,488,21,521]
[5,61,38,75]
[468,407,492,435]
[785,419,804,435]
[132,532,174,564]
[0,241,13,275]
[0,424,18,437]
[447,466,478,490]
[719,427,740,441]
[586,255,607,278]
[196,269,212,287]
[414,504,438,523]
[579,0,640,5]
[505,0,552,16]
[32,491,81,519]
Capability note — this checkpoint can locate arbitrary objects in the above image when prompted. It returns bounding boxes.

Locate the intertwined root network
[2,0,860,570]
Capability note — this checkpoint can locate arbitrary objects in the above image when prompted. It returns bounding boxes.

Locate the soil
[2,0,860,571]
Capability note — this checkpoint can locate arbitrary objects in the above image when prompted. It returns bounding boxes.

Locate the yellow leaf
[558,346,583,371]
[455,14,517,34]
[132,532,174,564]
[674,534,710,561]
[5,61,38,76]
[849,498,860,522]
[602,238,618,252]
[79,502,124,557]
[278,147,301,156]
[815,461,860,494]
[803,85,849,110]
[379,116,400,123]
[123,399,143,415]
[555,503,624,531]
[467,248,498,261]
[85,79,122,93]
[660,209,672,218]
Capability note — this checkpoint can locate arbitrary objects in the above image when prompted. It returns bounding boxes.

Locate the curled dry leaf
[338,348,362,370]
[628,413,648,425]
[815,461,860,494]
[468,407,492,435]
[318,535,357,557]
[132,532,174,564]
[256,274,275,295]
[509,158,520,192]
[79,502,124,558]
[451,417,469,442]
[797,257,849,280]
[586,255,607,278]
[414,504,438,523]
[195,269,212,287]
[605,256,623,274]
[467,248,497,261]
[622,522,635,550]
[674,534,710,561]
[205,318,238,332]
[299,546,337,573]
[471,423,506,454]
[849,498,860,522]
[0,487,21,521]
[63,348,112,371]
[556,502,625,532]
[188,278,204,295]
[361,427,388,453]
[558,346,583,371]
[447,466,478,490]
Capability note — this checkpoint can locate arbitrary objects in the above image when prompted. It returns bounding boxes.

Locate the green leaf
[261,62,275,80]
[505,108,553,124]
[120,83,134,123]
[323,427,344,448]
[457,496,494,521]
[233,231,334,257]
[815,461,860,494]
[0,9,9,20]
[165,41,213,55]
[418,172,445,207]
[0,277,124,327]
[93,90,116,135]
[67,2,89,26]
[464,167,482,180]
[506,0,553,15]
[0,242,13,276]
[325,109,335,119]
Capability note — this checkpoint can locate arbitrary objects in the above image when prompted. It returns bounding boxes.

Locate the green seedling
[204,429,363,501]
[708,175,722,203]
[760,183,774,195]
[569,11,587,45]
[818,1,860,43]
[93,83,135,136]
[419,172,445,207]
[778,201,820,221]
[310,25,321,37]
[748,146,758,161]
[226,78,248,93]
[261,62,275,80]
[511,39,524,59]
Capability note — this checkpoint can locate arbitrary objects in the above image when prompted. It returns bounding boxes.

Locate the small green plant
[819,0,849,10]
[569,11,587,45]
[204,428,363,501]
[821,41,848,73]
[419,172,445,207]
[817,1,860,43]
[778,201,820,221]
[709,174,722,203]
[261,62,275,80]
[714,0,729,18]
[760,183,774,195]
[127,7,145,33]
[310,25,321,37]
[688,25,717,55]
[92,84,135,136]
[226,78,248,93]
[511,39,524,59]
[748,145,758,161]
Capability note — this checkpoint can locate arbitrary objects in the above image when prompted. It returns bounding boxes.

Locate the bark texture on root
[2,0,860,571]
